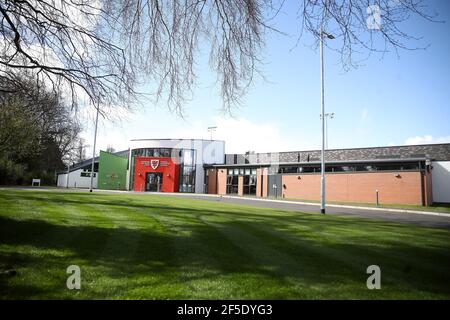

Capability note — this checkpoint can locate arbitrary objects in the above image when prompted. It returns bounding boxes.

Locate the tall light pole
[66,162,70,188]
[89,106,99,192]
[320,29,334,214]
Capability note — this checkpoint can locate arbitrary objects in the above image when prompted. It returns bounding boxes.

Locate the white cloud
[404,135,450,145]
[174,116,306,154]
[80,115,134,157]
[80,113,315,157]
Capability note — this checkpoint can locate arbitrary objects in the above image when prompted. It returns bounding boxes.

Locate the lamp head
[321,31,335,40]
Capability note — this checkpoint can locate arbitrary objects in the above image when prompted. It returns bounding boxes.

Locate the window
[179,149,196,193]
[80,172,96,177]
[145,149,154,157]
[328,166,354,172]
[132,148,178,159]
[302,166,319,173]
[281,166,298,173]
[243,174,257,195]
[161,149,171,157]
[353,163,420,172]
[401,164,419,170]
[225,167,257,195]
[226,175,238,194]
[204,169,209,193]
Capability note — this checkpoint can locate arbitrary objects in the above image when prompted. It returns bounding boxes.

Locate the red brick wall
[238,176,244,196]
[256,168,262,197]
[206,169,217,194]
[217,168,227,195]
[262,168,268,197]
[282,171,424,205]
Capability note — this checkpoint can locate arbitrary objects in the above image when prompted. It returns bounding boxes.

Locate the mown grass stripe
[0,190,449,299]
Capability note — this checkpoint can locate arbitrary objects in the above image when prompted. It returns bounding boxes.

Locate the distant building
[57,141,450,206]
[57,139,225,194]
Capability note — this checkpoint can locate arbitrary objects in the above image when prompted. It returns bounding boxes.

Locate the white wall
[57,174,67,188]
[57,169,98,189]
[432,161,450,203]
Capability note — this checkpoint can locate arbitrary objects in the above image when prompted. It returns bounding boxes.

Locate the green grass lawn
[0,189,449,299]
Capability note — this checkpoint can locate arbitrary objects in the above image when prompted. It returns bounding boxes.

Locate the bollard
[376,189,379,207]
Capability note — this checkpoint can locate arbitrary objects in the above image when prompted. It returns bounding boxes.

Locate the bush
[0,158,26,185]
[0,158,56,186]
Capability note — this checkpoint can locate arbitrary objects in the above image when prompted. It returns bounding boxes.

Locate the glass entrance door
[145,172,163,192]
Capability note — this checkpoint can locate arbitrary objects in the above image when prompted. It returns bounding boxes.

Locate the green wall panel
[98,151,128,190]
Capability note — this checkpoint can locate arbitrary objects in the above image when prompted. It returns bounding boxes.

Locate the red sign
[134,157,180,192]
[140,159,169,168]
[150,159,159,170]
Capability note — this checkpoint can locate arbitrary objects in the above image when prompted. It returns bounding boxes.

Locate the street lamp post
[89,107,99,192]
[320,29,334,214]
[66,162,70,188]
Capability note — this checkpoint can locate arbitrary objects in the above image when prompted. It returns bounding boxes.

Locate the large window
[281,166,299,173]
[226,167,257,195]
[179,149,196,193]
[278,162,421,175]
[226,175,239,194]
[131,148,181,159]
[243,168,257,195]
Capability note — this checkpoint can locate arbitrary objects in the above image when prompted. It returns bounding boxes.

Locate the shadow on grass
[2,191,444,231]
[0,211,450,299]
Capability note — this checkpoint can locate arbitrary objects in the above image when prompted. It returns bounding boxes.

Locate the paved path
[167,194,450,229]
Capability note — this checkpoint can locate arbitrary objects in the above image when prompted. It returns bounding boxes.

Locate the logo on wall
[150,159,160,170]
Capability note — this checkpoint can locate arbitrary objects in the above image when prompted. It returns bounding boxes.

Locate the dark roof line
[231,142,450,156]
[130,138,226,143]
[209,157,427,168]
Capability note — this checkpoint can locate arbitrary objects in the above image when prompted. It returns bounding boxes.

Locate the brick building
[205,143,450,206]
[57,141,450,206]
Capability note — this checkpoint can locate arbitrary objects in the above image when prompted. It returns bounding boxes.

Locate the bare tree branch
[0,0,439,116]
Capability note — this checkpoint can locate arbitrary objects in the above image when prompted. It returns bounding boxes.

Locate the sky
[81,0,450,156]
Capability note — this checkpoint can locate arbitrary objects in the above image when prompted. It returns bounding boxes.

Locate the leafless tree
[0,0,438,116]
[75,138,88,162]
[106,144,115,153]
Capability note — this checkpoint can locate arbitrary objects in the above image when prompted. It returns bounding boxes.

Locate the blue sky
[84,0,450,154]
